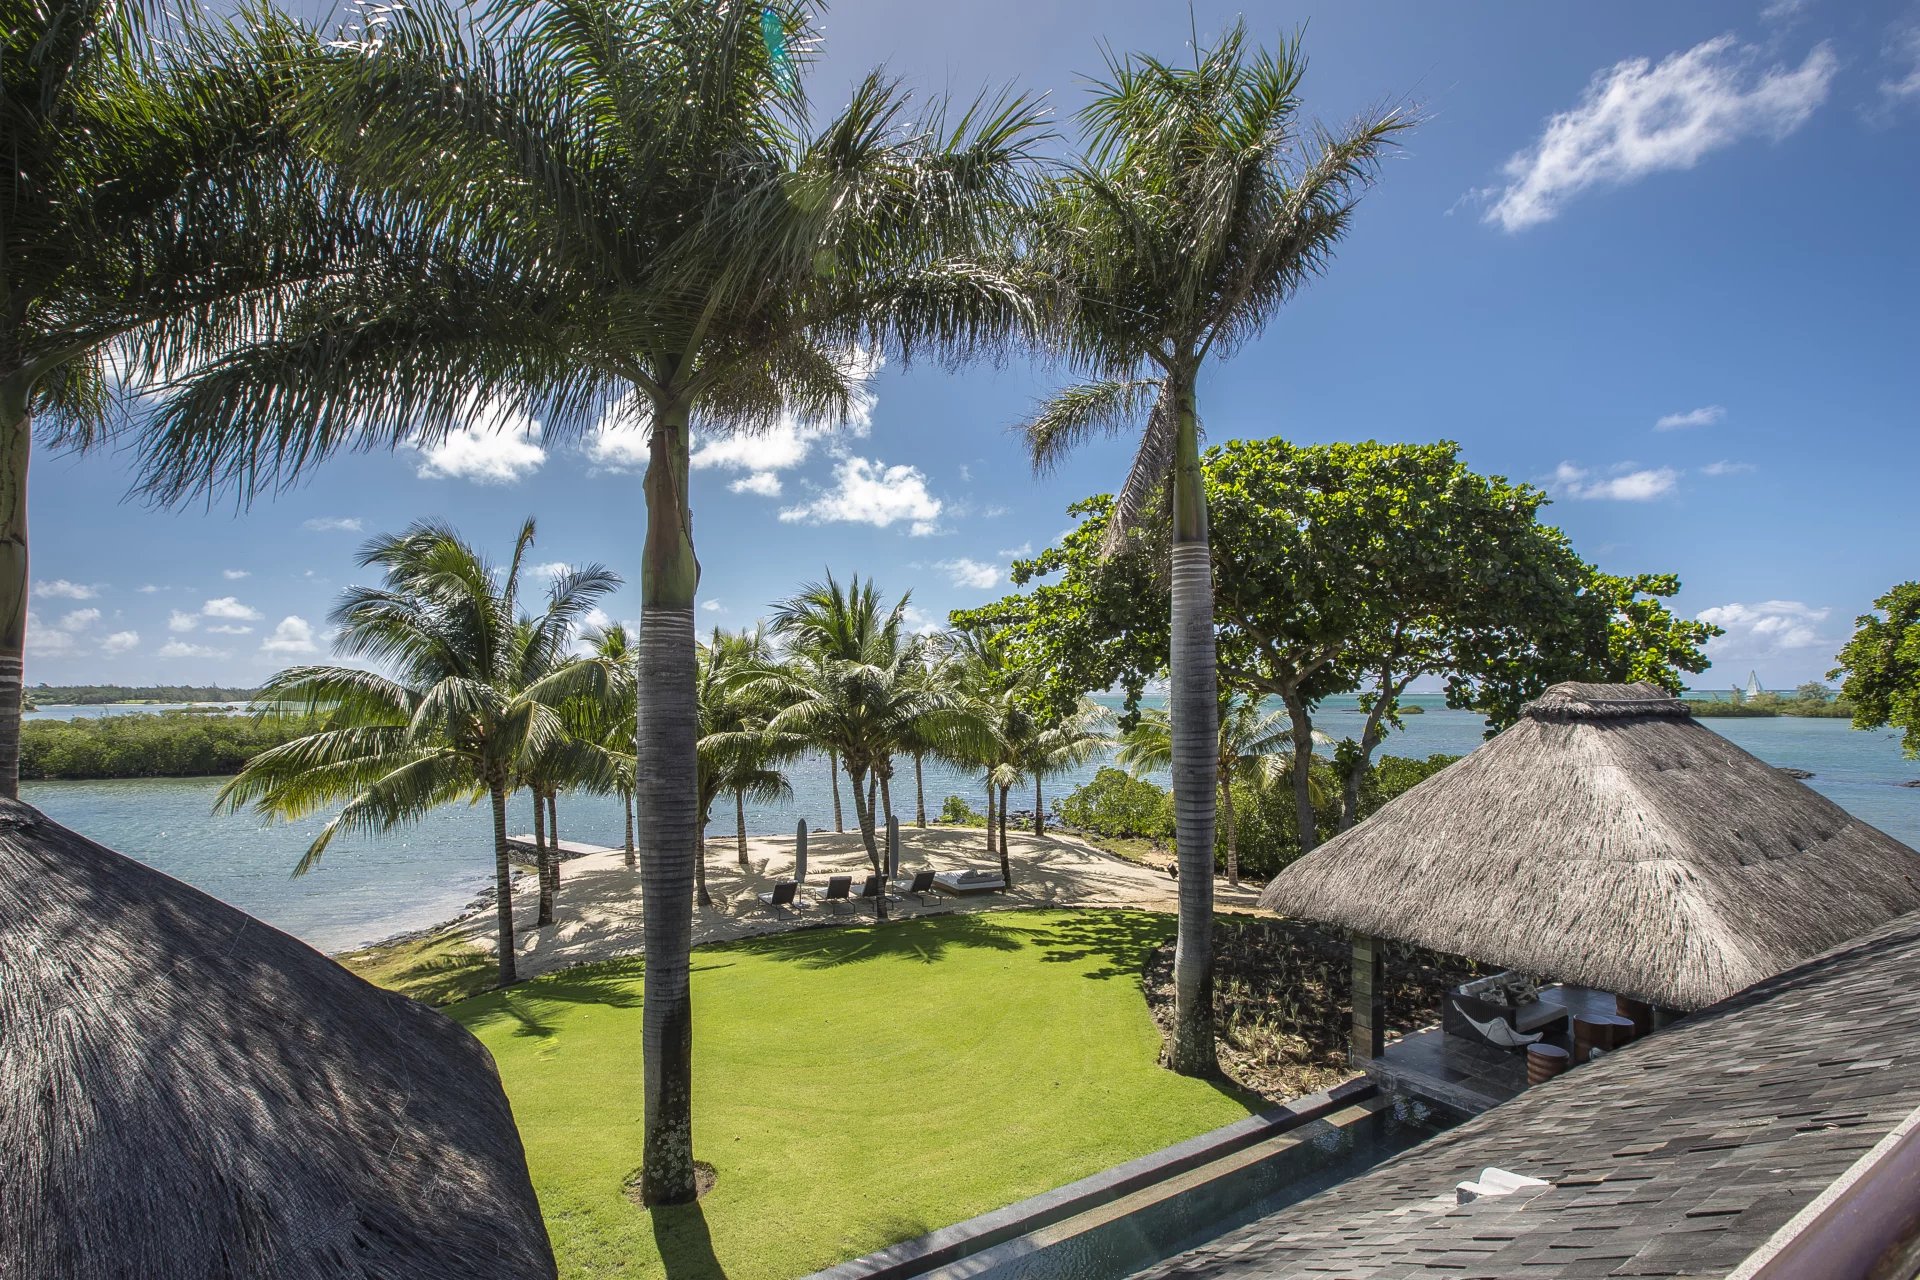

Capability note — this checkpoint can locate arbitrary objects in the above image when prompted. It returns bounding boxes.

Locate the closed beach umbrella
[796,819,808,883]
[887,815,901,878]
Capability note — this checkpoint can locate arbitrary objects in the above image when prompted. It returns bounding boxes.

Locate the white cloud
[899,605,943,636]
[779,456,942,535]
[980,505,1010,518]
[206,624,254,636]
[938,558,1002,590]
[1698,600,1832,661]
[1551,462,1680,501]
[202,597,263,622]
[415,395,547,484]
[996,543,1033,560]
[168,610,199,633]
[1882,23,1920,102]
[137,584,162,594]
[1702,459,1756,476]
[158,640,226,659]
[100,630,140,655]
[261,615,320,657]
[729,472,784,497]
[25,613,75,657]
[222,568,250,580]
[1761,0,1810,23]
[701,599,724,613]
[1655,405,1726,430]
[1483,36,1836,231]
[529,561,572,581]
[59,608,101,632]
[33,579,97,600]
[302,516,364,533]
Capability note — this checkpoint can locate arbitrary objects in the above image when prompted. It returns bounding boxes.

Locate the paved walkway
[458,824,1263,978]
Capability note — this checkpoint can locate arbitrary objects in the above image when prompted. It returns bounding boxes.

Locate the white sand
[459,824,1263,979]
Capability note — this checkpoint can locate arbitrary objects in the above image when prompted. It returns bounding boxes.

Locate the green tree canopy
[1830,583,1920,758]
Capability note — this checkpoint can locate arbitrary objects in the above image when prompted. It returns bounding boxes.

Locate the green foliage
[1830,583,1920,757]
[1688,691,1854,718]
[20,712,320,780]
[1057,767,1175,841]
[26,684,260,706]
[939,794,985,826]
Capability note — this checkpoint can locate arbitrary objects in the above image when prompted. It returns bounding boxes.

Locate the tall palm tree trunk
[695,824,711,906]
[0,388,30,801]
[533,791,554,927]
[488,783,518,986]
[984,770,997,858]
[848,761,889,921]
[1219,777,1239,887]
[548,791,562,905]
[914,752,927,827]
[1033,775,1044,836]
[829,749,844,832]
[1167,373,1219,1076]
[997,782,1013,886]
[735,790,748,866]
[878,768,894,832]
[636,399,701,1205]
[625,790,636,868]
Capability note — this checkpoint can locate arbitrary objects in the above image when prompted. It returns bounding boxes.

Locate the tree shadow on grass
[743,911,1025,970]
[1020,909,1175,981]
[455,957,646,1038]
[650,1199,727,1280]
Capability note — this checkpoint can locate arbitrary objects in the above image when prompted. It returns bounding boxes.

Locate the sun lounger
[816,874,853,912]
[756,880,799,916]
[894,868,936,905]
[932,868,1007,896]
[852,874,883,913]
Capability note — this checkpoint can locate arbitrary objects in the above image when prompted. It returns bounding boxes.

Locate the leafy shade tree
[1019,26,1406,1076]
[1116,694,1313,885]
[960,439,1716,864]
[218,520,618,987]
[138,1,1043,1204]
[0,2,346,796]
[1830,583,1920,758]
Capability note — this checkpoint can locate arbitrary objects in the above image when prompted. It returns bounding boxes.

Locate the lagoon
[21,694,1920,953]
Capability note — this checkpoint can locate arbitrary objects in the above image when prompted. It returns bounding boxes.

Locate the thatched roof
[0,799,555,1280]
[1260,682,1920,1010]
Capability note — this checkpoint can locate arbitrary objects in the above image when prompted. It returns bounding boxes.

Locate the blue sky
[25,0,1920,691]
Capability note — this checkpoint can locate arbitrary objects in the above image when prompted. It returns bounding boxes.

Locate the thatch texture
[1260,682,1920,1010]
[0,799,555,1280]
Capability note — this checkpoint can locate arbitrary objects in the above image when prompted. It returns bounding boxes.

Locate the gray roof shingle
[1137,909,1920,1279]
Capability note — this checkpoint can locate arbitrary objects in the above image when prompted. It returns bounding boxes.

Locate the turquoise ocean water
[23,694,1920,951]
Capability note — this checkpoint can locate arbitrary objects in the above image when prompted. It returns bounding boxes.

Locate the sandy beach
[457,823,1264,978]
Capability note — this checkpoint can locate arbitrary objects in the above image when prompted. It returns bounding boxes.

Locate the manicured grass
[339,930,497,1006]
[447,909,1257,1280]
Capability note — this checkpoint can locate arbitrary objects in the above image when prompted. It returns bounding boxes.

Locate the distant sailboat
[1745,670,1764,701]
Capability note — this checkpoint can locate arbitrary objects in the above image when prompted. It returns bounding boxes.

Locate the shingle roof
[1259,682,1920,1011]
[1138,907,1920,1279]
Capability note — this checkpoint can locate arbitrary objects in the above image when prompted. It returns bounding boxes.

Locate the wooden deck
[1367,985,1621,1114]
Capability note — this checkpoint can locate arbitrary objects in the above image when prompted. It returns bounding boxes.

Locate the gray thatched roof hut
[0,799,556,1279]
[1260,682,1920,1011]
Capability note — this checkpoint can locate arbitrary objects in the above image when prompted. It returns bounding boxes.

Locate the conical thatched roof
[0,800,555,1280]
[1260,682,1920,1011]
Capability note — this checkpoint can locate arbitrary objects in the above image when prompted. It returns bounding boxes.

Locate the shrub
[20,712,321,780]
[1058,768,1174,840]
[938,794,985,826]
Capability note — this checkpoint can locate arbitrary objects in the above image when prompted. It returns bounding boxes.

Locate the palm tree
[695,626,789,897]
[137,0,1041,1204]
[218,520,619,988]
[583,623,639,868]
[1021,698,1111,838]
[0,2,346,796]
[1020,26,1406,1075]
[1117,694,1323,886]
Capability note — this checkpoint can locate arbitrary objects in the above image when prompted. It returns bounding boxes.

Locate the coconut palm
[0,1,348,796]
[1117,695,1326,886]
[136,0,1041,1203]
[1021,697,1111,838]
[1021,26,1407,1074]
[697,625,789,888]
[583,623,640,868]
[218,519,618,988]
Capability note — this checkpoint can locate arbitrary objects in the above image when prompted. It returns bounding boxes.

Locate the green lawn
[447,909,1257,1280]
